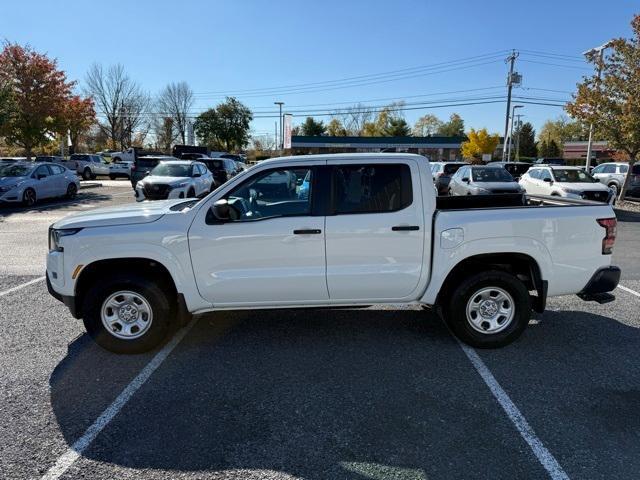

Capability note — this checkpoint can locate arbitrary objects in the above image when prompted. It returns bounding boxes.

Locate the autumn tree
[326,118,347,136]
[64,95,96,152]
[437,113,465,137]
[333,103,374,135]
[0,43,74,157]
[567,14,640,199]
[0,76,14,131]
[194,97,253,152]
[461,128,500,161]
[362,102,408,136]
[300,117,326,136]
[413,114,443,136]
[157,81,194,144]
[538,116,586,151]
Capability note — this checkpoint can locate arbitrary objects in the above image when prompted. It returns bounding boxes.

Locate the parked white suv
[135,160,213,201]
[71,154,110,180]
[519,165,614,203]
[590,162,629,196]
[47,153,620,354]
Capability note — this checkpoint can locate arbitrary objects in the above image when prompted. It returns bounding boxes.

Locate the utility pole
[507,104,523,162]
[502,50,520,160]
[274,121,278,152]
[583,42,611,170]
[274,101,284,151]
[514,114,524,161]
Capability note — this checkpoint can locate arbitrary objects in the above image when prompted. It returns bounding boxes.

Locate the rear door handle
[392,225,420,231]
[293,229,322,234]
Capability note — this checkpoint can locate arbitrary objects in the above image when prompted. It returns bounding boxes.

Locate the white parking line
[41,320,196,480]
[0,276,45,297]
[458,341,570,480]
[618,284,640,299]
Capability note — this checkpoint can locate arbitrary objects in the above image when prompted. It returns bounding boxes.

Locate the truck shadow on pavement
[48,307,640,479]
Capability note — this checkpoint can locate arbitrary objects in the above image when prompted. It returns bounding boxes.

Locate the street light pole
[274,101,284,151]
[583,42,611,170]
[507,105,523,162]
[514,114,524,161]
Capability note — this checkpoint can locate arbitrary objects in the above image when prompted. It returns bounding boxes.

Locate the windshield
[503,164,531,176]
[150,163,191,177]
[472,168,514,182]
[553,169,596,183]
[0,164,33,177]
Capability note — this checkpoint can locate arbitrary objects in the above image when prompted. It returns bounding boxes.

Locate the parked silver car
[591,162,630,196]
[448,165,523,196]
[71,153,110,180]
[0,162,80,206]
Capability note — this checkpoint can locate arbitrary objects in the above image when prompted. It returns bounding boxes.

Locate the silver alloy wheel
[609,183,618,196]
[465,287,515,334]
[100,290,153,340]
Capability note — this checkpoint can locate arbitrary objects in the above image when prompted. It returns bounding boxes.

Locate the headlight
[48,227,82,252]
[172,182,189,189]
[562,187,581,195]
[0,184,17,193]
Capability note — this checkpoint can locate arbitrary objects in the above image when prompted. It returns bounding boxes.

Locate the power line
[518,49,585,61]
[519,59,592,71]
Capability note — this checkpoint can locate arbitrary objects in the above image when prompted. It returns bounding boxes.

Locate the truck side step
[577,292,616,304]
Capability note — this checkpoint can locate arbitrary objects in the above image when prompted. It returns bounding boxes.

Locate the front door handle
[293,229,322,235]
[392,225,420,231]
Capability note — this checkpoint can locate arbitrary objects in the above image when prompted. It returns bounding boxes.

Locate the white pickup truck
[46,154,620,353]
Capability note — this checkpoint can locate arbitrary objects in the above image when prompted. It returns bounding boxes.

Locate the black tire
[66,183,78,199]
[444,270,531,348]
[82,168,92,180]
[187,188,196,198]
[82,274,174,354]
[109,174,116,180]
[22,188,37,206]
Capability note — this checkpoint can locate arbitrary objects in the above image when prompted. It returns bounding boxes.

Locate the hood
[52,199,192,229]
[557,182,609,192]
[139,175,190,186]
[0,175,28,186]
[475,181,521,191]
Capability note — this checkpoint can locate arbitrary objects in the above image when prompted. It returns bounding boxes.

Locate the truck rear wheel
[82,274,173,354]
[445,270,531,348]
[82,168,93,180]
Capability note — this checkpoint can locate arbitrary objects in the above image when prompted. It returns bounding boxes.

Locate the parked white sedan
[519,165,614,204]
[0,162,80,206]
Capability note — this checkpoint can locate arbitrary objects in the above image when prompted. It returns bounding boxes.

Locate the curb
[79,182,102,190]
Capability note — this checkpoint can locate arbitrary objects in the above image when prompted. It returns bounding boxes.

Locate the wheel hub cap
[465,287,515,334]
[118,303,139,323]
[479,299,499,318]
[101,290,153,340]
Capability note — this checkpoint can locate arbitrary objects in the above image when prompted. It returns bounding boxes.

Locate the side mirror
[37,174,46,180]
[595,178,601,182]
[543,178,552,183]
[193,172,201,178]
[462,177,470,183]
[211,199,230,221]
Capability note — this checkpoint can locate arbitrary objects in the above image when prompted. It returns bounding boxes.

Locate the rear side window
[137,158,160,169]
[619,165,628,173]
[444,163,464,175]
[333,164,412,214]
[50,164,65,174]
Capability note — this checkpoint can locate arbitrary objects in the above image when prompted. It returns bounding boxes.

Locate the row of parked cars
[430,160,640,203]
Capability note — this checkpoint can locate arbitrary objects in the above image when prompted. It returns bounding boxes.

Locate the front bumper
[46,272,80,318]
[0,186,21,203]
[135,185,189,202]
[577,266,621,304]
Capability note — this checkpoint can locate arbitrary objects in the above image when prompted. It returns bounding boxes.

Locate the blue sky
[1,0,637,141]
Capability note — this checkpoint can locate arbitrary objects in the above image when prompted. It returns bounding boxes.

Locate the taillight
[597,217,617,254]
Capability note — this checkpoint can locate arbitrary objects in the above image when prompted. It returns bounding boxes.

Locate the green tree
[326,118,347,136]
[514,122,537,158]
[566,14,640,199]
[0,42,74,157]
[194,97,253,152]
[384,117,411,136]
[537,139,561,157]
[412,114,443,136]
[437,113,465,137]
[300,116,326,136]
[362,102,407,136]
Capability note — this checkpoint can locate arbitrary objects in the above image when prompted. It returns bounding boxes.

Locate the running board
[577,292,616,304]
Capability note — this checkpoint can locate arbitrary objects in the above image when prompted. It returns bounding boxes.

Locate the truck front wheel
[82,274,173,353]
[445,270,531,348]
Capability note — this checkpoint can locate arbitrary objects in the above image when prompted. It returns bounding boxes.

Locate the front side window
[541,170,553,181]
[34,166,50,178]
[224,167,312,221]
[552,169,596,183]
[333,163,412,214]
[601,164,616,174]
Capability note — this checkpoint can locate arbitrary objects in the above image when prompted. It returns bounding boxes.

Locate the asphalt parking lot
[1,183,639,480]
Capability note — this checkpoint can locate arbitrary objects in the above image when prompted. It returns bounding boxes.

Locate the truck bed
[435,193,609,210]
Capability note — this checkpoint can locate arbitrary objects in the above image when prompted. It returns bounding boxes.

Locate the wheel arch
[435,252,546,313]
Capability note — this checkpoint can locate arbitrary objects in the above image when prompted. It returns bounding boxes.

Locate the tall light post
[514,113,524,161]
[507,105,523,162]
[274,101,284,151]
[583,41,612,170]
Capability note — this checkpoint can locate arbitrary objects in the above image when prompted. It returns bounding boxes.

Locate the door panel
[188,163,328,305]
[324,160,425,300]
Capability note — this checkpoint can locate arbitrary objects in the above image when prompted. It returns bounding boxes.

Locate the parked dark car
[130,155,179,188]
[449,165,523,196]
[487,162,531,181]
[201,158,239,187]
[627,163,640,198]
[430,162,468,195]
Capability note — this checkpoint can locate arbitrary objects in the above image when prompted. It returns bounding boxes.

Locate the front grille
[490,189,518,194]
[143,183,171,200]
[582,191,608,202]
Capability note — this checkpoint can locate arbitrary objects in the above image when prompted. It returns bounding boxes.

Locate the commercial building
[563,141,615,164]
[290,135,465,161]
